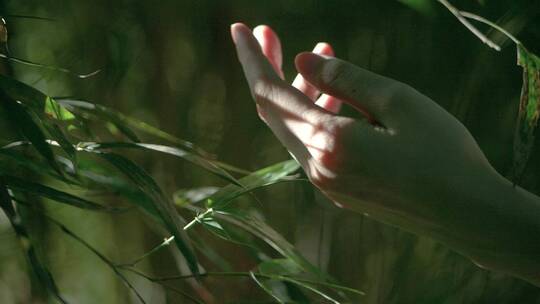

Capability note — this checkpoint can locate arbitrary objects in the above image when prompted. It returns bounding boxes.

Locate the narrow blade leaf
[510,44,540,184]
[2,175,116,211]
[0,90,62,174]
[205,160,300,210]
[0,182,68,303]
[98,152,200,275]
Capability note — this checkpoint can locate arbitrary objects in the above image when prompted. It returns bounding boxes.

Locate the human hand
[231,22,540,286]
[231,22,497,219]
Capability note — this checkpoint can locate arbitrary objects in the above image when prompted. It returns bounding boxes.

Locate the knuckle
[386,82,422,116]
[323,60,349,88]
[307,119,352,178]
[252,76,279,103]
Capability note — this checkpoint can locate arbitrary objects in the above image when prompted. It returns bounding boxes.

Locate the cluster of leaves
[0,67,363,302]
[436,1,540,184]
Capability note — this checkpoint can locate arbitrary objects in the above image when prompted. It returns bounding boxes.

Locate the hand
[231,22,495,221]
[230,23,540,284]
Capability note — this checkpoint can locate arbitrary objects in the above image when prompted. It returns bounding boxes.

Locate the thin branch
[437,0,501,51]
[118,267,203,304]
[44,216,147,304]
[460,11,522,45]
[249,271,285,304]
[0,53,101,78]
[14,201,147,304]
[117,236,175,267]
[119,268,364,296]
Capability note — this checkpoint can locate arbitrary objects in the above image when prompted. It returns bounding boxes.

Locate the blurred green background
[1,0,540,303]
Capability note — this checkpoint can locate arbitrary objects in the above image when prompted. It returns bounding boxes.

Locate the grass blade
[0,90,63,174]
[2,174,117,211]
[98,152,200,276]
[0,75,76,161]
[55,99,249,174]
[79,142,241,186]
[510,44,540,184]
[0,182,68,304]
[204,160,300,209]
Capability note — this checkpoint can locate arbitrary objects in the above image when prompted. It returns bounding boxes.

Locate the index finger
[231,23,334,125]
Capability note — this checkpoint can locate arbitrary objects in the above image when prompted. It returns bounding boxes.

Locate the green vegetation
[0,0,539,303]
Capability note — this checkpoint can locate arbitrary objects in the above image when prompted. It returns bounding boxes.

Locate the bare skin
[231,23,540,286]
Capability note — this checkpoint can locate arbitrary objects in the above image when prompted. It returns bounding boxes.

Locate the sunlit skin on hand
[231,23,540,286]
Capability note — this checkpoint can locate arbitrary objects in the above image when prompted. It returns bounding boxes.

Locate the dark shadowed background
[1,0,540,303]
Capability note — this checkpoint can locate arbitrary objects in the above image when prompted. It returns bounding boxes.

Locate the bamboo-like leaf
[174,187,219,207]
[510,45,540,184]
[0,182,68,304]
[0,75,76,160]
[25,207,147,304]
[199,217,233,241]
[45,96,75,120]
[0,149,68,182]
[78,142,240,186]
[205,160,300,210]
[65,157,158,219]
[98,152,200,275]
[249,271,287,304]
[0,75,73,117]
[1,174,116,211]
[0,91,62,174]
[56,99,140,142]
[258,258,303,277]
[209,208,330,281]
[55,99,250,175]
[0,53,100,79]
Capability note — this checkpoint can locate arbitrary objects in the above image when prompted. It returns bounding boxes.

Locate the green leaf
[98,152,200,276]
[0,91,62,175]
[258,259,303,277]
[200,217,233,241]
[1,174,116,212]
[249,271,287,304]
[78,142,241,186]
[174,187,219,207]
[0,53,100,79]
[0,74,74,119]
[0,182,68,304]
[0,75,76,161]
[55,99,249,175]
[0,149,68,182]
[211,209,330,282]
[205,160,300,210]
[45,96,75,120]
[67,157,158,219]
[510,44,540,184]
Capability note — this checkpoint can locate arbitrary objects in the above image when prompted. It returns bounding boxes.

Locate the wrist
[442,169,540,285]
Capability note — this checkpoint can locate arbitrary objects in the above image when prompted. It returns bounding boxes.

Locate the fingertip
[230,22,250,44]
[313,42,334,56]
[252,25,266,42]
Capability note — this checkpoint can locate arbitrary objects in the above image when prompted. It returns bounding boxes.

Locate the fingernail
[295,52,327,75]
[253,25,264,44]
[313,42,329,54]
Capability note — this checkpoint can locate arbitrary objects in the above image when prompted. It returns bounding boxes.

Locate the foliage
[0,68,360,303]
[1,1,540,303]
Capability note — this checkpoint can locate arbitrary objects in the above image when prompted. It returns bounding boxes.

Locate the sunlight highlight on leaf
[510,45,540,184]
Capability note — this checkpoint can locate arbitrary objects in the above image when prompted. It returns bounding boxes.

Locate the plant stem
[121,268,364,296]
[437,0,501,51]
[117,236,175,267]
[460,11,522,45]
[183,208,213,230]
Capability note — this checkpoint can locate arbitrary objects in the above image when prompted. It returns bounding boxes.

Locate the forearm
[440,172,540,286]
[329,170,540,286]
